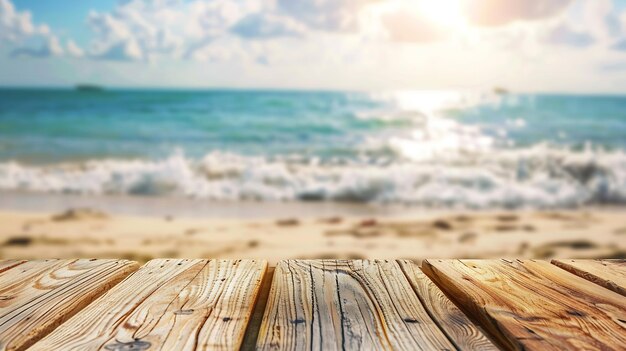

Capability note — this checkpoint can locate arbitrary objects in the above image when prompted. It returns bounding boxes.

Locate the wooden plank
[422,259,626,351]
[31,259,267,351]
[240,267,274,351]
[397,260,498,351]
[552,259,626,296]
[0,260,25,274]
[0,259,138,351]
[256,259,456,351]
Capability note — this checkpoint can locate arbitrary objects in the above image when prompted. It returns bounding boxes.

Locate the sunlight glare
[418,0,465,28]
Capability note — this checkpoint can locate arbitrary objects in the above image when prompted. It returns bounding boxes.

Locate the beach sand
[1,203,624,265]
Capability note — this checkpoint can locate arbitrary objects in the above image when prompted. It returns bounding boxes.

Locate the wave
[1,145,625,209]
[1,92,623,209]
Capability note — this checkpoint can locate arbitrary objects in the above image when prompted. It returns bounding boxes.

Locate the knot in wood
[174,309,194,315]
[104,339,151,351]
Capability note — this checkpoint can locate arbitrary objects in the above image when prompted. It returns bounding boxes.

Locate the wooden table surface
[0,259,624,351]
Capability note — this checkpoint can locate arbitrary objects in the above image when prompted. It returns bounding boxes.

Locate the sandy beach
[1,198,624,265]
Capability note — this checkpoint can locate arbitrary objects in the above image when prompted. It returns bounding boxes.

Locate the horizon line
[0,84,625,97]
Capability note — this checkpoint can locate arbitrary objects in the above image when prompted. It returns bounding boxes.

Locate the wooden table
[0,259,624,350]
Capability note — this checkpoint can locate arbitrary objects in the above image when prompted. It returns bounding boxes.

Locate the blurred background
[0,0,625,264]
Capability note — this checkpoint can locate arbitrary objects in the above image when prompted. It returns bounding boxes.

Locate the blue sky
[2,0,626,92]
[12,0,117,45]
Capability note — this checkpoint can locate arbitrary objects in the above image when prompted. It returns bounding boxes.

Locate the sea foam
[0,145,624,209]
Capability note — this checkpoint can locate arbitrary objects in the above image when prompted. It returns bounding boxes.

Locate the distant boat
[493,87,509,95]
[75,84,104,92]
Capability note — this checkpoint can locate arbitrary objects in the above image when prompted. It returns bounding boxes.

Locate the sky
[1,0,626,93]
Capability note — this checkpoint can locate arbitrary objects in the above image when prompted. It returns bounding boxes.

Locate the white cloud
[612,38,626,51]
[275,0,377,32]
[380,5,446,43]
[231,13,306,39]
[608,1,626,51]
[0,0,48,41]
[0,0,63,58]
[86,5,180,61]
[383,15,443,43]
[581,0,621,40]
[545,23,595,47]
[11,36,64,58]
[77,0,374,62]
[66,40,84,58]
[83,0,266,61]
[463,0,573,27]
[534,0,626,50]
[91,38,144,61]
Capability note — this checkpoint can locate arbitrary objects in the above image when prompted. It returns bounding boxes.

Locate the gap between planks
[551,259,626,296]
[398,260,498,351]
[241,267,275,351]
[422,259,626,351]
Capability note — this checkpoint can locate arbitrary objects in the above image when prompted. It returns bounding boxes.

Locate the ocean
[0,88,625,209]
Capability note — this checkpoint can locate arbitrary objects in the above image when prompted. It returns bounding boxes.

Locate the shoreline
[0,191,414,219]
[2,190,626,219]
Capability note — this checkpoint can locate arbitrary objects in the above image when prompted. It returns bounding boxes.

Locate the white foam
[0,145,625,209]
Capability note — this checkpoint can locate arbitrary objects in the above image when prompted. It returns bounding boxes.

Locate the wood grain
[256,259,456,351]
[0,259,138,351]
[422,259,626,351]
[0,261,25,274]
[552,259,626,296]
[31,259,267,351]
[241,267,275,351]
[397,260,498,351]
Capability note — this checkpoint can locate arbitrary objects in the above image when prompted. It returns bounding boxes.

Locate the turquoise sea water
[0,88,625,208]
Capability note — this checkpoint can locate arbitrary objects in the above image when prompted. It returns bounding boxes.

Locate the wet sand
[1,204,624,266]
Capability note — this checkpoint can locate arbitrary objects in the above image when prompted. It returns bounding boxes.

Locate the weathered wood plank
[552,259,626,296]
[0,259,138,351]
[256,259,456,351]
[0,261,25,274]
[241,267,274,351]
[422,259,626,351]
[31,259,267,351]
[397,260,498,351]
